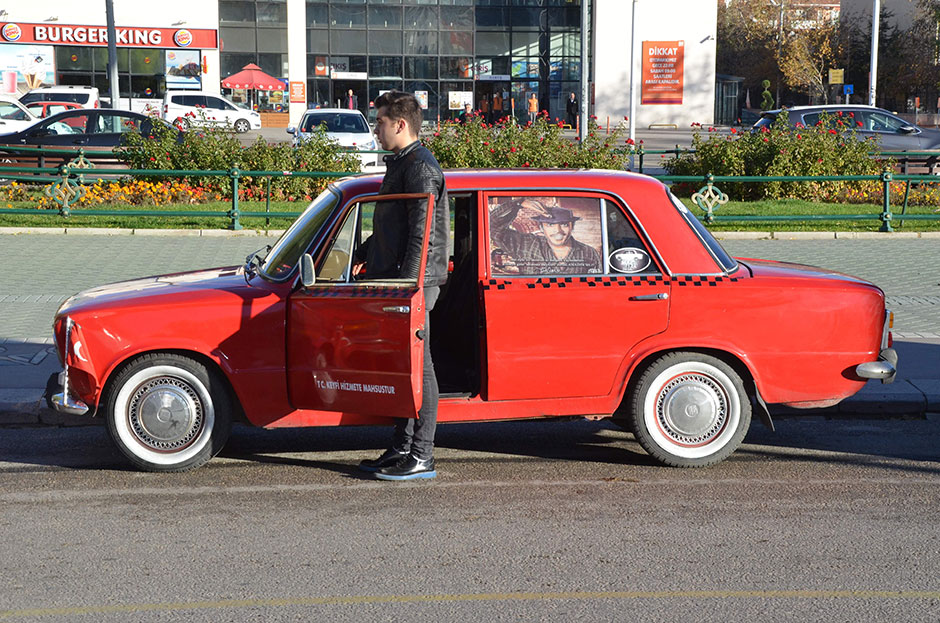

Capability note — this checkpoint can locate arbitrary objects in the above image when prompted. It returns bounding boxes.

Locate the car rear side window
[668,191,737,273]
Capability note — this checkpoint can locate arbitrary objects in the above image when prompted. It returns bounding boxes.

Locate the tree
[779,23,841,103]
[716,0,783,107]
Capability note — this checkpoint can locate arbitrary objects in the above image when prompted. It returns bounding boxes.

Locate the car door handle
[382,305,410,314]
[630,292,669,301]
[72,138,88,144]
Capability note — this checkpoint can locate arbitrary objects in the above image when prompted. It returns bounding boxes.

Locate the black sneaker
[375,455,436,481]
[358,448,408,473]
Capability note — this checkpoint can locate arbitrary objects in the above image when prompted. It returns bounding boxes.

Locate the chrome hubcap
[657,373,727,446]
[128,377,203,451]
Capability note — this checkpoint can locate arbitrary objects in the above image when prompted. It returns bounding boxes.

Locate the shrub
[118,116,362,199]
[665,111,890,201]
[422,112,630,170]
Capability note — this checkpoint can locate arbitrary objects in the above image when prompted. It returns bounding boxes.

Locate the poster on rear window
[641,40,684,105]
[165,49,201,89]
[0,43,55,94]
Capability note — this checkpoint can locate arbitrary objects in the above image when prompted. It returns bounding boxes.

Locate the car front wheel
[233,119,251,133]
[628,352,751,467]
[105,353,232,472]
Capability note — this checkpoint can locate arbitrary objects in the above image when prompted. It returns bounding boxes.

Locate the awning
[221,63,286,91]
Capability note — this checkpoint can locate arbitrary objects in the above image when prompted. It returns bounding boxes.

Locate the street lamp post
[869,0,880,106]
[629,0,638,146]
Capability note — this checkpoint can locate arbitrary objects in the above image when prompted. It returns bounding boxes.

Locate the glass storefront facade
[220,0,586,122]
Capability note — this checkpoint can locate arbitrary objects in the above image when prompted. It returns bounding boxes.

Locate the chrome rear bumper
[855,347,898,384]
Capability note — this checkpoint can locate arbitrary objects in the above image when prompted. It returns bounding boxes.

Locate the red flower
[857,121,863,128]
[828,129,837,134]
[510,146,517,152]
[730,127,737,134]
[626,138,635,145]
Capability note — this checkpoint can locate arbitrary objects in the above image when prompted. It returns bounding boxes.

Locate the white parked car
[0,95,39,134]
[19,85,100,109]
[163,90,261,133]
[287,108,379,166]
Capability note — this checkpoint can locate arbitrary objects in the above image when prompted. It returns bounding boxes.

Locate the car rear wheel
[233,119,251,133]
[628,352,751,467]
[105,353,232,472]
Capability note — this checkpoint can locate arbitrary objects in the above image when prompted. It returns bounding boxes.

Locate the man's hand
[352,262,365,276]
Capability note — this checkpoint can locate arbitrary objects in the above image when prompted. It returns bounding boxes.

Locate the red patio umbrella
[221,63,286,91]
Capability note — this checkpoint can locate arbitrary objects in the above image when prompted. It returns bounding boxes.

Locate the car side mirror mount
[300,253,316,288]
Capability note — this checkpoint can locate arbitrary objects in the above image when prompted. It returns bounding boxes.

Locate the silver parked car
[752,104,940,151]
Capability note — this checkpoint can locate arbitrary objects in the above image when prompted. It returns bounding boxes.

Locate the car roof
[764,104,892,115]
[301,108,366,115]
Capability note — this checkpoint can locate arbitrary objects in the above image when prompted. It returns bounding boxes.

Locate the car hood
[57,265,253,316]
[738,257,880,289]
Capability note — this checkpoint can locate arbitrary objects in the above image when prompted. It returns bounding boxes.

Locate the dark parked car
[0,109,178,175]
[752,105,940,151]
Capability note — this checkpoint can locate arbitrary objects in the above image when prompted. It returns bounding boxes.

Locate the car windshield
[667,191,738,273]
[260,188,342,281]
[0,102,29,121]
[301,113,368,134]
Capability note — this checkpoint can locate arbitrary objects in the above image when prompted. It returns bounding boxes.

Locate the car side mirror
[286,126,295,134]
[899,125,917,134]
[300,253,316,287]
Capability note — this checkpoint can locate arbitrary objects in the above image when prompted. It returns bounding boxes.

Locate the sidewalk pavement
[0,231,938,428]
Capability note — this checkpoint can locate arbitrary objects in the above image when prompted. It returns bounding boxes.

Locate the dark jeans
[391,286,439,460]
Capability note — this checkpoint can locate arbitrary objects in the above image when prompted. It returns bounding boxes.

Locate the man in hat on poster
[489,197,601,275]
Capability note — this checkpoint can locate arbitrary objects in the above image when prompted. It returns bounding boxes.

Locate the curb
[0,227,286,237]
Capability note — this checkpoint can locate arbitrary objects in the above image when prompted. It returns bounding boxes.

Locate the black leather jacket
[357,141,449,287]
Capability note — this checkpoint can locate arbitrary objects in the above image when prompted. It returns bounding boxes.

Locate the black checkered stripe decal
[307,286,418,298]
[482,275,740,291]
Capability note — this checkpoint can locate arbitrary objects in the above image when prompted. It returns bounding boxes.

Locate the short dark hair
[375,91,422,135]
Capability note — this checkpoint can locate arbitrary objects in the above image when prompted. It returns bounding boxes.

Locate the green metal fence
[0,145,938,231]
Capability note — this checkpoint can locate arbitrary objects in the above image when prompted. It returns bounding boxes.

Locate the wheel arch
[616,346,758,417]
[99,348,247,424]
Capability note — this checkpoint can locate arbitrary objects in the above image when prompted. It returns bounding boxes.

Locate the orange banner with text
[641,40,684,105]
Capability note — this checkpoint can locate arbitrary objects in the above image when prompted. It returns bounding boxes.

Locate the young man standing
[355,91,449,481]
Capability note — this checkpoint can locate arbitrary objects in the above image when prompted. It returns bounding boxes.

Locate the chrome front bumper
[855,347,898,384]
[46,370,89,416]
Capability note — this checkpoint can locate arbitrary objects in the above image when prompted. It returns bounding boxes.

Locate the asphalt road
[1,417,939,622]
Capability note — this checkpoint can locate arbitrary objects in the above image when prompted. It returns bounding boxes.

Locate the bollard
[229,168,242,231]
[879,168,893,232]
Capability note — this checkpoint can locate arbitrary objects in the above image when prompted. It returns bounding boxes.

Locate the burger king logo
[1,23,22,42]
[173,29,192,47]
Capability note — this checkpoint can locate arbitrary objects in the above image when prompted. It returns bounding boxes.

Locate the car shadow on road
[3,414,938,473]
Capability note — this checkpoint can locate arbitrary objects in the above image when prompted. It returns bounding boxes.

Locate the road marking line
[3,590,940,618]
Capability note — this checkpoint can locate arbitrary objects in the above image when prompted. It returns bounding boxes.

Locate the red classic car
[47,170,896,471]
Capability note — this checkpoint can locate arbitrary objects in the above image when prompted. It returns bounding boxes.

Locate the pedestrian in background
[528,93,539,124]
[566,92,579,129]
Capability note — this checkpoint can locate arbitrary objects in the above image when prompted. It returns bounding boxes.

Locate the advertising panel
[641,40,684,105]
[165,49,201,89]
[0,43,55,94]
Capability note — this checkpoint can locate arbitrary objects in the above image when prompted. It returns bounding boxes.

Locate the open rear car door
[286,193,435,419]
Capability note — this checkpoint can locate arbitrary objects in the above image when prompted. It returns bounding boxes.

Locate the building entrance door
[332,81,367,114]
